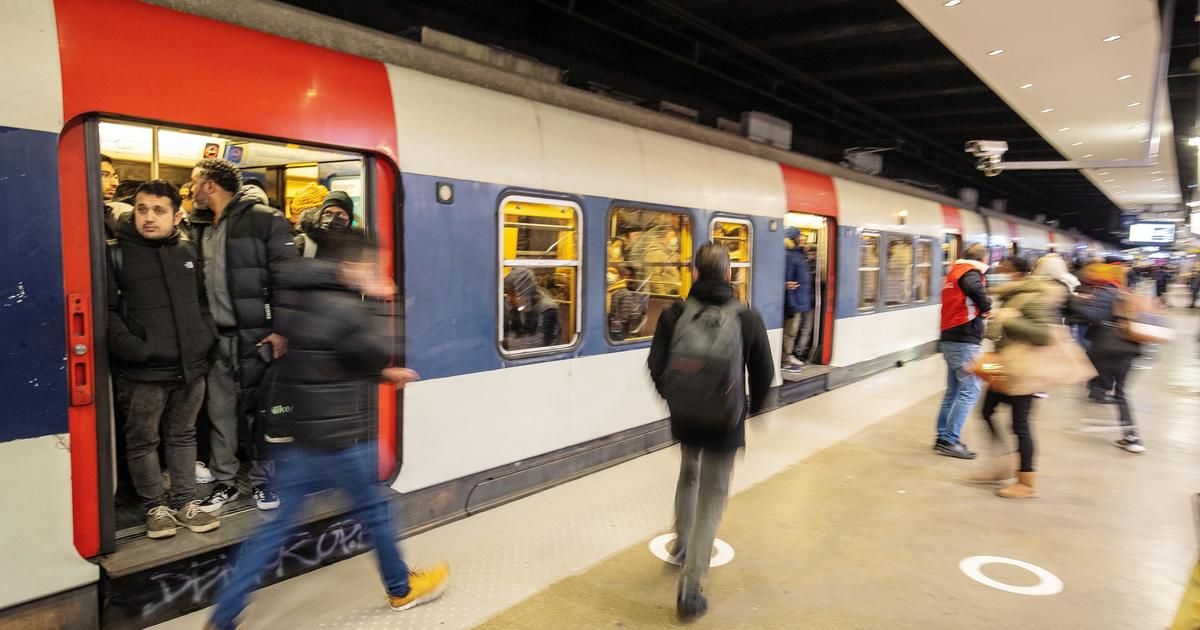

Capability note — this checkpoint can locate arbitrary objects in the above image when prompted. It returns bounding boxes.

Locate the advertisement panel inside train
[1128,223,1175,243]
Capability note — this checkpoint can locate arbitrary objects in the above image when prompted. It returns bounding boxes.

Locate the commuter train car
[0,0,1113,626]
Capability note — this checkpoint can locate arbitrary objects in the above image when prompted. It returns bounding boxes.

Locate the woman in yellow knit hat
[288,182,329,227]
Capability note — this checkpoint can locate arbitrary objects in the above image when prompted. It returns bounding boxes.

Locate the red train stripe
[940,204,963,233]
[779,165,839,218]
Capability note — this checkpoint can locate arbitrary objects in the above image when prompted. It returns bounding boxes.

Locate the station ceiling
[285,0,1199,243]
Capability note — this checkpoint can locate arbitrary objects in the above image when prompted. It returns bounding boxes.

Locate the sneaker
[175,501,221,533]
[1113,437,1146,453]
[782,362,803,372]
[198,483,239,514]
[253,485,280,510]
[195,461,215,485]
[389,562,450,611]
[935,441,977,459]
[786,355,803,367]
[1032,391,1049,399]
[146,505,178,539]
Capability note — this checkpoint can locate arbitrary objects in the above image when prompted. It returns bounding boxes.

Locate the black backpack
[661,298,745,432]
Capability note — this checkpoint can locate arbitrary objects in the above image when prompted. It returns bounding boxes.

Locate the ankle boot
[997,471,1038,499]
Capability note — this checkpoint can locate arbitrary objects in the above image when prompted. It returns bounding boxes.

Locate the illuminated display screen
[1128,223,1176,243]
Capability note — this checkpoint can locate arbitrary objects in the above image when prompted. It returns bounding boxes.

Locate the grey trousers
[782,310,815,359]
[673,444,736,596]
[208,335,271,486]
[116,376,204,510]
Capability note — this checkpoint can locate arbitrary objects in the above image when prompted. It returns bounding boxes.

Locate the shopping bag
[999,325,1097,395]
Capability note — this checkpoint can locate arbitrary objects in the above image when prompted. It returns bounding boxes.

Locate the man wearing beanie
[782,227,813,371]
[295,191,362,260]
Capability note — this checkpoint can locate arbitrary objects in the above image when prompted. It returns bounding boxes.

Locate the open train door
[779,165,838,386]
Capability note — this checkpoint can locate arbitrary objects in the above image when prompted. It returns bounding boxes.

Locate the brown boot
[997,472,1038,499]
[968,454,1016,484]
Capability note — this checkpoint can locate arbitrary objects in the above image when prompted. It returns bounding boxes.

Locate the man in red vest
[934,243,992,459]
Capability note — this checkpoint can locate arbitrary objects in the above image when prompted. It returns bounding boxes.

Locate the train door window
[884,235,913,308]
[606,206,692,342]
[858,232,881,312]
[711,218,752,304]
[96,119,369,538]
[914,238,933,303]
[500,196,581,355]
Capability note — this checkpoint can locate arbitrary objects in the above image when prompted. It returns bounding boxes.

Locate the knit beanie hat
[289,182,329,223]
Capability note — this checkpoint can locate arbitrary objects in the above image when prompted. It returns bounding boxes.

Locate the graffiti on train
[136,518,367,620]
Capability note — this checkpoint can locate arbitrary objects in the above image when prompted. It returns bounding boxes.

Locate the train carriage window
[711,219,752,304]
[500,197,581,354]
[914,239,933,303]
[858,232,881,311]
[884,235,913,308]
[606,207,692,342]
[942,234,960,277]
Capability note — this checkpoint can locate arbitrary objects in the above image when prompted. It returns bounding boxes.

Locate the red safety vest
[940,262,987,331]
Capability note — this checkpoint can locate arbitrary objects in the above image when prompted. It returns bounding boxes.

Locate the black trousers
[980,389,1036,472]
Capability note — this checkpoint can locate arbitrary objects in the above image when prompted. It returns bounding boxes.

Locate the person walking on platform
[186,158,298,514]
[648,242,774,622]
[781,228,813,371]
[934,242,992,459]
[972,256,1071,498]
[206,244,448,630]
[107,180,220,537]
[1070,263,1147,453]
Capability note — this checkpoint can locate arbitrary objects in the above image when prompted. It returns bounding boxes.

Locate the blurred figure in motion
[207,244,448,630]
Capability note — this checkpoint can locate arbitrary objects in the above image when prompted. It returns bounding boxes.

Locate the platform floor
[156,306,1199,630]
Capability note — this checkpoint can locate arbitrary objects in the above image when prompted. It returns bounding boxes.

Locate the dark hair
[1004,256,1032,275]
[99,154,115,167]
[243,177,266,190]
[194,158,242,193]
[963,242,988,262]
[694,241,731,281]
[134,179,182,211]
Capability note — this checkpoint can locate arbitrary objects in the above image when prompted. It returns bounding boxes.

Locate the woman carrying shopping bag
[971,256,1095,499]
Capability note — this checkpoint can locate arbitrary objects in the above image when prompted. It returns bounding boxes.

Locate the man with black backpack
[648,242,774,622]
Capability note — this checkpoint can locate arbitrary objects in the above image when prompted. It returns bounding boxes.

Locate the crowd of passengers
[100,155,376,540]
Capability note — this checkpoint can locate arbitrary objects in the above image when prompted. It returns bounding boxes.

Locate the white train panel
[830,305,940,367]
[831,178,944,235]
[534,103,647,203]
[1018,222,1050,251]
[0,0,63,133]
[960,210,989,249]
[0,436,97,609]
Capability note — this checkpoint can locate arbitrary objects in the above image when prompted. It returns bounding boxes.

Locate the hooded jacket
[183,187,298,408]
[263,258,395,450]
[647,279,774,451]
[107,214,215,383]
[502,268,562,350]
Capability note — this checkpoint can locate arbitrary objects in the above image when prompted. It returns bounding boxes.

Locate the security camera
[964,140,1009,158]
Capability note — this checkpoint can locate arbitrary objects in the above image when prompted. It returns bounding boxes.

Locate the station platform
[156,307,1199,629]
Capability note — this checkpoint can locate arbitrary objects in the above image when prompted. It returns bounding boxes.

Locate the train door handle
[67,293,94,406]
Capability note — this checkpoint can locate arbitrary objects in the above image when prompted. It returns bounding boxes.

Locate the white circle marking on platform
[648,533,735,567]
[959,556,1063,596]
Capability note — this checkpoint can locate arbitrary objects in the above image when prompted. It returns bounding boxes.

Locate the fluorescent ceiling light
[1127,102,1141,107]
[943,0,962,6]
[988,49,1005,56]
[1019,83,1034,89]
[1099,171,1109,175]
[1083,154,1095,158]
[1104,179,1115,182]
[1102,35,1122,42]
[1153,178,1165,181]
[1040,107,1054,113]
[1057,127,1071,132]
[1116,74,1133,80]
[1071,142,1084,146]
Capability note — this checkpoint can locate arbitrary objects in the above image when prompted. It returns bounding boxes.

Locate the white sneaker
[195,461,215,485]
[786,356,804,367]
[1113,438,1146,453]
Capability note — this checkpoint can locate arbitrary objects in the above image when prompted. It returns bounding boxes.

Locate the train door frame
[72,115,402,552]
[784,212,835,365]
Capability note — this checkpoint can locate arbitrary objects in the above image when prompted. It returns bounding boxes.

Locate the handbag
[970,352,1010,393]
[1115,292,1174,344]
[997,325,1097,396]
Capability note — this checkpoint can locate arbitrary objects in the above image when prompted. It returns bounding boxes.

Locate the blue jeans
[210,442,409,629]
[935,341,982,444]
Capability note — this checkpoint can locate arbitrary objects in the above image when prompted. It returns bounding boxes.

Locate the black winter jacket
[1068,285,1140,360]
[263,259,395,450]
[647,279,775,451]
[185,191,297,408]
[107,215,215,383]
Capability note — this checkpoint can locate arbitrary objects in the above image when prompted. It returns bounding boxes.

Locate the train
[0,0,1115,626]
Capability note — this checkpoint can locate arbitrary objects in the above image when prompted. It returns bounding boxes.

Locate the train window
[943,234,959,277]
[884,235,913,308]
[915,239,933,303]
[606,207,692,342]
[858,232,880,311]
[500,196,581,354]
[711,219,752,304]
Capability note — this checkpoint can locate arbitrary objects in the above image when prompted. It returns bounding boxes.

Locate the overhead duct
[741,111,792,150]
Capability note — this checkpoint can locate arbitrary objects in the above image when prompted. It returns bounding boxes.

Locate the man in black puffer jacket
[108,180,219,539]
[207,245,450,630]
[186,158,298,514]
[647,242,774,623]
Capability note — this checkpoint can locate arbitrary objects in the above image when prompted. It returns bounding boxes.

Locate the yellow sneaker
[388,562,450,611]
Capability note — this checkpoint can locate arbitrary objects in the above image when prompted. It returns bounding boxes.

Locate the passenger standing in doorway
[648,243,774,622]
[934,242,992,459]
[207,242,449,630]
[186,158,298,513]
[107,180,219,538]
[100,154,132,239]
[781,228,813,372]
